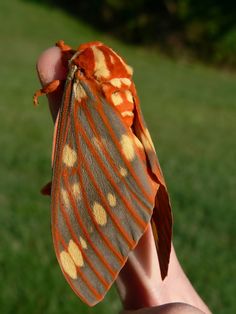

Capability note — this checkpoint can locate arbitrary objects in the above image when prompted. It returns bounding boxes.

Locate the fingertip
[35,46,66,122]
[36,46,67,86]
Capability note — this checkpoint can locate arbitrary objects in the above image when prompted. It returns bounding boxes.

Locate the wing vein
[58,195,103,300]
[61,173,118,276]
[83,104,153,215]
[74,111,136,249]
[96,101,154,203]
[76,103,147,231]
[72,105,130,260]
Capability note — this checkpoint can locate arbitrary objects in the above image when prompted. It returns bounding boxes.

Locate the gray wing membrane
[52,78,158,305]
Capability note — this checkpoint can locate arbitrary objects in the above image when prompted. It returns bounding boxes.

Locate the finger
[36,46,67,122]
[117,225,162,309]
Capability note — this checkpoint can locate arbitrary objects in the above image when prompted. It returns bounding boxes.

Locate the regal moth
[34,40,172,306]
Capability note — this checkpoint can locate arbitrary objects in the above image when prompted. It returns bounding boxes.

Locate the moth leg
[33,79,61,106]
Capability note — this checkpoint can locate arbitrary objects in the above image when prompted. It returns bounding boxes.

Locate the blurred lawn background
[0,0,235,313]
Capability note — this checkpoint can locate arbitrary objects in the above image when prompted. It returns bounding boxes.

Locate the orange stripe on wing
[86,88,153,203]
[98,45,132,78]
[95,102,154,204]
[58,233,103,300]
[57,193,110,289]
[82,103,153,216]
[61,174,118,277]
[57,197,103,301]
[72,107,132,259]
[76,103,147,231]
[64,165,124,264]
[73,115,136,249]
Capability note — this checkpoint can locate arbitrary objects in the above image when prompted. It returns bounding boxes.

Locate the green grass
[0,0,235,313]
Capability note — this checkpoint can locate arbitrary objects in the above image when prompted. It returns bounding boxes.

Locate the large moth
[34,41,172,306]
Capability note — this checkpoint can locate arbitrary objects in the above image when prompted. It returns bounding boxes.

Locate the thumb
[36,46,67,122]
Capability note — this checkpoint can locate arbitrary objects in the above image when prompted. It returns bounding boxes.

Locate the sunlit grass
[0,0,235,313]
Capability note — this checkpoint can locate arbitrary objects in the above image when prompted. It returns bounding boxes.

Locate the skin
[36,46,212,314]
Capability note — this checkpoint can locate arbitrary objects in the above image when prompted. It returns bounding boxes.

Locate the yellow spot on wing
[92,46,110,79]
[121,111,134,117]
[62,145,77,167]
[93,202,107,226]
[79,236,88,249]
[120,167,128,177]
[73,82,86,101]
[72,183,81,200]
[110,78,131,88]
[134,136,144,149]
[60,251,77,279]
[92,137,101,150]
[121,78,131,86]
[110,78,122,88]
[125,65,133,76]
[110,55,115,64]
[61,189,70,208]
[107,193,117,207]
[68,240,84,267]
[125,90,133,103]
[111,92,123,106]
[120,134,135,161]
